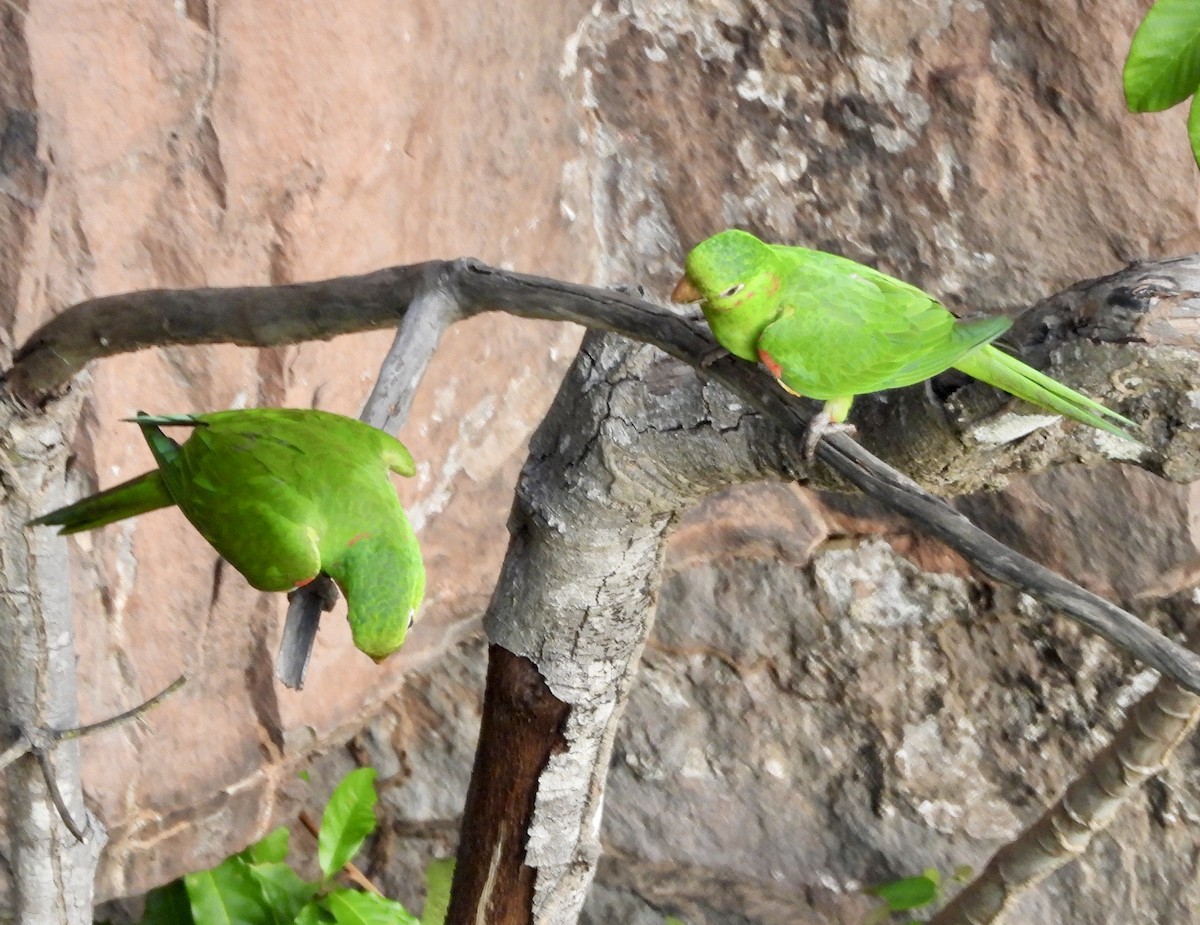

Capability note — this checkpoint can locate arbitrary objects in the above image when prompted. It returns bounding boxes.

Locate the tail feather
[128,411,187,471]
[121,412,207,427]
[955,345,1138,441]
[28,471,174,534]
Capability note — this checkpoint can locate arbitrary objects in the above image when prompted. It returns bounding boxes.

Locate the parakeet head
[671,229,782,362]
[335,535,426,662]
[671,229,777,311]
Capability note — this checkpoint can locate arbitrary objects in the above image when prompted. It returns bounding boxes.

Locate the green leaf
[318,768,379,879]
[1125,0,1200,111]
[140,879,194,924]
[244,827,291,865]
[248,862,320,923]
[293,902,335,925]
[1188,93,1200,169]
[185,858,274,925]
[322,889,419,925]
[866,874,940,912]
[420,858,454,925]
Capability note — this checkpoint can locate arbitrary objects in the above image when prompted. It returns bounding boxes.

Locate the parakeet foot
[288,573,339,612]
[804,413,857,459]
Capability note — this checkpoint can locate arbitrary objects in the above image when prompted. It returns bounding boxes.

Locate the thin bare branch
[3,264,437,405]
[811,432,1200,691]
[32,749,85,842]
[9,259,1200,694]
[0,676,186,841]
[51,675,187,742]
[931,663,1200,924]
[277,575,339,690]
[0,732,31,774]
[360,280,465,432]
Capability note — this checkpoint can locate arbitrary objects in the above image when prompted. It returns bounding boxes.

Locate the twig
[274,283,461,688]
[360,282,464,432]
[34,749,85,841]
[930,615,1200,924]
[809,432,1200,691]
[297,809,383,896]
[277,575,339,691]
[0,676,186,840]
[52,675,187,742]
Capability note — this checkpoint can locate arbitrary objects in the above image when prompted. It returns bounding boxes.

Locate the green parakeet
[30,408,425,662]
[671,229,1138,448]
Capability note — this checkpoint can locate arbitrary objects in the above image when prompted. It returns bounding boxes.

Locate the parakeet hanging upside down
[671,229,1138,449]
[30,408,425,662]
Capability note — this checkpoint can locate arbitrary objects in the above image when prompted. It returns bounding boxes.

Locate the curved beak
[670,275,703,304]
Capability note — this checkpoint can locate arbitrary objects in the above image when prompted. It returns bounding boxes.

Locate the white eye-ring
[718,283,746,299]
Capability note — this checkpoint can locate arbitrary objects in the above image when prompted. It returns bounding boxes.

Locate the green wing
[133,409,413,591]
[41,406,425,660]
[138,414,325,591]
[758,247,1011,400]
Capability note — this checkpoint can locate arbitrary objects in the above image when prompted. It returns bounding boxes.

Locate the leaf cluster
[122,768,450,925]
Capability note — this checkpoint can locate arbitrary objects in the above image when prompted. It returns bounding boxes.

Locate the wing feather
[757,251,1011,399]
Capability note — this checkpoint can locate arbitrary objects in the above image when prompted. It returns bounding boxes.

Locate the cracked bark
[449,331,802,924]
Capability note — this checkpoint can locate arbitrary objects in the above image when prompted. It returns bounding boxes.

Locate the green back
[758,247,1011,399]
[682,230,1011,401]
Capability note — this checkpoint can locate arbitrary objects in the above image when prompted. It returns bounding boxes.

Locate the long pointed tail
[28,471,174,534]
[955,345,1139,441]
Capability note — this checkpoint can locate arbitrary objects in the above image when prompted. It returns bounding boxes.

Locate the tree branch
[10,257,1200,690]
[275,279,463,687]
[0,397,106,922]
[9,256,1200,924]
[931,604,1200,924]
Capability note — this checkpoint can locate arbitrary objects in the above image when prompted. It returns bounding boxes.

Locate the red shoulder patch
[758,347,804,397]
[758,347,783,380]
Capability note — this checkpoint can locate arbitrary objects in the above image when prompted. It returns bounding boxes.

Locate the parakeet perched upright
[671,229,1138,449]
[30,408,425,662]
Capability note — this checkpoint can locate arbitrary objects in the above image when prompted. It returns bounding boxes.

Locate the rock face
[14,0,595,904]
[6,0,1200,923]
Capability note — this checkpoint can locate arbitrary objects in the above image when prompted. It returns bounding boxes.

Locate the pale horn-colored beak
[670,275,703,304]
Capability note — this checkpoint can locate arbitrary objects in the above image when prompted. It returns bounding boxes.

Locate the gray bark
[486,331,800,921]
[0,396,105,923]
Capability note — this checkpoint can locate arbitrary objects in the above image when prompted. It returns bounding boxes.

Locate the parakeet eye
[718,283,745,299]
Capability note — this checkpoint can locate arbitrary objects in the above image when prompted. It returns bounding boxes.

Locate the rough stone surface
[583,493,1197,924]
[13,0,594,903]
[9,0,1200,922]
[553,1,1200,921]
